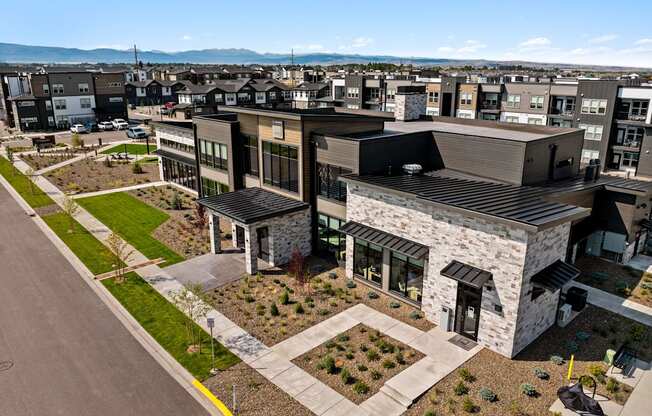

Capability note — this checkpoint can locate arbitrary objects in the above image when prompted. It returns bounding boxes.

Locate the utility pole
[134,44,138,67]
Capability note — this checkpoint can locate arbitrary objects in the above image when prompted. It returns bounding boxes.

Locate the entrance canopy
[197,187,309,224]
[531,259,580,292]
[339,221,429,259]
[441,260,492,289]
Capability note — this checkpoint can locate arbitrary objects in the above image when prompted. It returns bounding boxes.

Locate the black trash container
[566,287,588,312]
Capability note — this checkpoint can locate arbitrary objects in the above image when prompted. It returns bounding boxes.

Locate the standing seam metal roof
[339,221,429,258]
[440,260,492,289]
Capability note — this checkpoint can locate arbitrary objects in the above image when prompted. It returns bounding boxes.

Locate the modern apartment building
[125,79,186,107]
[152,103,652,358]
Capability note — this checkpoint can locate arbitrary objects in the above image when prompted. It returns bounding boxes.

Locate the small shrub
[357,364,368,372]
[319,356,336,374]
[346,280,357,289]
[458,368,475,382]
[520,383,536,397]
[244,294,255,303]
[367,291,379,299]
[366,349,380,361]
[273,278,281,284]
[279,290,290,305]
[409,310,422,320]
[534,368,549,380]
[395,352,406,365]
[329,272,338,280]
[353,381,369,395]
[376,339,396,354]
[360,344,369,352]
[294,302,305,314]
[589,364,606,378]
[318,309,329,316]
[567,340,579,353]
[382,359,396,369]
[270,303,279,316]
[389,301,401,309]
[304,296,313,303]
[341,367,354,384]
[424,411,436,416]
[337,334,350,342]
[325,340,337,349]
[345,352,354,360]
[132,161,143,174]
[615,281,631,296]
[630,324,646,342]
[606,377,620,393]
[576,331,591,341]
[550,355,564,365]
[454,381,469,396]
[371,370,382,380]
[479,387,496,402]
[462,397,477,413]
[581,376,595,388]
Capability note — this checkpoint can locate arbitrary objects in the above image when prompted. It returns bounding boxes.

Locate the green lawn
[42,212,117,275]
[0,156,54,208]
[103,273,239,379]
[77,192,184,266]
[101,143,156,155]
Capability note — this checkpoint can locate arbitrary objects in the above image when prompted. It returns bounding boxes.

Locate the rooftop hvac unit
[557,303,573,327]
[403,164,423,175]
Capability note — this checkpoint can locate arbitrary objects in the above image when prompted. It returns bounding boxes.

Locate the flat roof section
[197,187,309,224]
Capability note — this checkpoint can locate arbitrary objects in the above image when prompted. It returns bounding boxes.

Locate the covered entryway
[197,187,312,275]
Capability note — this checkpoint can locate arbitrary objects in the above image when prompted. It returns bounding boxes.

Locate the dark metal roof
[153,149,196,166]
[344,174,589,230]
[339,221,429,258]
[531,260,580,292]
[197,187,309,224]
[440,260,492,289]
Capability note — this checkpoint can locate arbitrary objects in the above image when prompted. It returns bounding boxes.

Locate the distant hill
[0,42,649,71]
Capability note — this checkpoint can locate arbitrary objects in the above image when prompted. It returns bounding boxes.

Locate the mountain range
[0,42,649,71]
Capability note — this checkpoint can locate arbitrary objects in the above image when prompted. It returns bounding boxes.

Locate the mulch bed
[45,158,159,193]
[576,256,652,308]
[21,153,76,170]
[129,186,213,259]
[293,324,424,404]
[207,257,434,347]
[406,305,651,416]
[205,362,312,416]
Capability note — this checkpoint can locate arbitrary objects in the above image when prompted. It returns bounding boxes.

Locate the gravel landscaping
[406,305,650,416]
[293,324,424,404]
[205,362,312,416]
[576,256,652,308]
[46,157,158,193]
[21,152,76,170]
[207,257,434,347]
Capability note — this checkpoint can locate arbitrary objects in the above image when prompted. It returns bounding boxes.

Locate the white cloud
[635,38,652,45]
[519,37,551,48]
[437,46,455,53]
[436,40,486,56]
[588,34,618,44]
[338,36,374,51]
[181,35,192,41]
[293,44,325,51]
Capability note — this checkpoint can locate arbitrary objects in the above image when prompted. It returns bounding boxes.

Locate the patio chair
[612,345,637,375]
[557,376,605,416]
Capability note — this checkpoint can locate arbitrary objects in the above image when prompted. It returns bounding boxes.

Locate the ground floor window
[389,252,424,303]
[622,152,639,168]
[317,213,345,262]
[162,157,197,191]
[201,177,228,197]
[353,239,382,285]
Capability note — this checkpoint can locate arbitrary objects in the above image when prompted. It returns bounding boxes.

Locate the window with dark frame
[262,141,298,193]
[353,238,383,286]
[243,135,259,176]
[200,177,229,197]
[389,251,424,303]
[317,163,351,202]
[318,214,346,262]
[199,139,228,171]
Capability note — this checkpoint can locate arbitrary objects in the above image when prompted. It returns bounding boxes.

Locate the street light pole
[207,317,216,375]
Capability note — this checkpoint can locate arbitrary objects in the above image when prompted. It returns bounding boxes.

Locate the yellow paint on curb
[192,379,233,416]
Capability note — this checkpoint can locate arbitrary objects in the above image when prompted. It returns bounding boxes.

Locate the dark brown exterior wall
[635,128,652,177]
[592,190,643,242]
[522,130,584,185]
[48,72,94,96]
[194,117,242,191]
[359,132,442,175]
[314,136,360,172]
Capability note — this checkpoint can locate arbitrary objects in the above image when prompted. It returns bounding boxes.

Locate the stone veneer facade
[394,93,427,121]
[345,183,572,358]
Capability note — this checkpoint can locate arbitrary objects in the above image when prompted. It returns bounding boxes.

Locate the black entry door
[235,225,245,249]
[454,284,482,341]
[257,227,269,261]
[441,93,453,117]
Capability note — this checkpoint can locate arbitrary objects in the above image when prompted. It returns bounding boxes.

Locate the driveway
[0,184,208,416]
[165,251,273,290]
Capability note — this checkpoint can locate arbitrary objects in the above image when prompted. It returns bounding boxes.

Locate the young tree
[288,247,309,293]
[6,147,16,176]
[169,283,212,353]
[71,133,83,149]
[107,232,134,283]
[193,202,207,232]
[62,196,79,233]
[24,168,36,195]
[170,189,183,210]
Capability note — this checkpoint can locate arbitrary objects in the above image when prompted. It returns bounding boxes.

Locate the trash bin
[566,287,588,312]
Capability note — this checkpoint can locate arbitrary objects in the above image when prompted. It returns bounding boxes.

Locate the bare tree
[71,133,83,149]
[288,247,309,293]
[62,196,79,233]
[107,232,134,283]
[6,147,16,176]
[24,168,36,195]
[169,283,212,354]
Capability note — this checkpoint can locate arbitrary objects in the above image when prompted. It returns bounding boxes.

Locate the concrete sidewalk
[569,281,652,327]
[71,181,167,199]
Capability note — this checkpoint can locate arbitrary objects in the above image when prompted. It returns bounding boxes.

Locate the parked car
[98,121,114,131]
[70,124,87,134]
[126,127,150,139]
[112,118,129,130]
[87,122,99,132]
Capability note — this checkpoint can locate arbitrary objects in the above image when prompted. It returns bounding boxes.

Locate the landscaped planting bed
[205,362,312,416]
[576,256,652,308]
[207,257,434,347]
[128,186,212,258]
[21,152,76,170]
[77,192,184,266]
[406,305,651,416]
[46,157,158,193]
[293,324,423,404]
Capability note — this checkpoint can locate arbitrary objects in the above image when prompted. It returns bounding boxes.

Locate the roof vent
[403,164,423,175]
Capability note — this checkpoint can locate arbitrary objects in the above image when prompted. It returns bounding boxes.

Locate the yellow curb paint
[192,379,233,416]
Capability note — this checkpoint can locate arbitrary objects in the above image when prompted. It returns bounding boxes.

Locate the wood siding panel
[315,136,359,172]
[258,116,302,145]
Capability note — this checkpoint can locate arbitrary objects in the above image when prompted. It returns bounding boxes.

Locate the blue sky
[3,0,652,67]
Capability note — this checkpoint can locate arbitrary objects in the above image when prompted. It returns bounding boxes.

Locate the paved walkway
[71,181,167,199]
[568,281,652,327]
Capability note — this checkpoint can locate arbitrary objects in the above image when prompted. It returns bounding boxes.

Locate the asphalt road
[0,185,208,416]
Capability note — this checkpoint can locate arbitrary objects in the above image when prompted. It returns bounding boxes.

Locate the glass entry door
[257,227,269,261]
[454,284,482,341]
[235,225,245,249]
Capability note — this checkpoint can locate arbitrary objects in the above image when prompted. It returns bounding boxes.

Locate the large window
[54,99,66,110]
[616,126,644,148]
[80,98,91,109]
[347,87,359,99]
[243,135,259,176]
[389,252,424,303]
[317,163,351,202]
[581,149,600,165]
[506,94,520,108]
[581,99,608,115]
[318,214,346,262]
[483,93,498,107]
[631,100,649,117]
[579,124,604,141]
[201,177,229,197]
[622,152,639,168]
[161,158,197,191]
[262,141,299,193]
[353,239,382,286]
[460,92,473,105]
[529,95,544,109]
[428,91,439,103]
[160,138,194,153]
[199,139,228,171]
